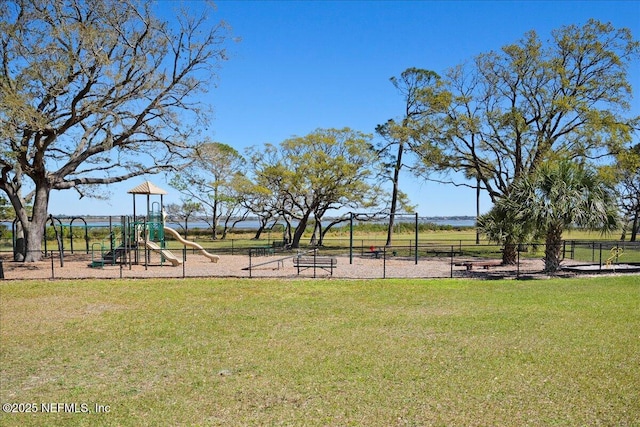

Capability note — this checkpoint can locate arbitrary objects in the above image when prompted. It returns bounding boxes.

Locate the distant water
[158,217,476,229]
[3,216,477,229]
[425,218,476,227]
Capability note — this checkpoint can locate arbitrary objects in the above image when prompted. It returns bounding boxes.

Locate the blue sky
[48,0,640,217]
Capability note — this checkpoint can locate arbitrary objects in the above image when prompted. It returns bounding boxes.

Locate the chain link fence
[2,239,638,281]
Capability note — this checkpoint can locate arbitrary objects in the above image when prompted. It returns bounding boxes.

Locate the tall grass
[1,276,639,426]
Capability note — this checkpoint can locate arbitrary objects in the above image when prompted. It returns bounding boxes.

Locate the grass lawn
[1,276,639,426]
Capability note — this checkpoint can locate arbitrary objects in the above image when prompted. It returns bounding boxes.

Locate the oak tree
[170,142,247,240]
[413,20,639,263]
[613,143,640,241]
[0,0,233,260]
[249,128,384,249]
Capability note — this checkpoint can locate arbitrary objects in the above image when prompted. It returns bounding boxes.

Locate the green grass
[1,276,639,426]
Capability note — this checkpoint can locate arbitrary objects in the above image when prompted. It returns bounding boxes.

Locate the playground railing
[1,240,639,281]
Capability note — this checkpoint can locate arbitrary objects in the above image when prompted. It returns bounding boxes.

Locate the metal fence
[2,239,638,281]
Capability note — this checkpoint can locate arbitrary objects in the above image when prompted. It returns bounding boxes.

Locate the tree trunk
[13,219,25,261]
[502,241,517,265]
[253,226,264,240]
[211,215,219,240]
[210,195,220,240]
[23,221,47,262]
[252,216,271,240]
[544,225,564,273]
[313,220,323,246]
[475,177,481,245]
[631,209,639,242]
[283,217,293,246]
[291,212,312,249]
[221,215,232,240]
[386,139,405,246]
[9,179,51,262]
[21,185,51,262]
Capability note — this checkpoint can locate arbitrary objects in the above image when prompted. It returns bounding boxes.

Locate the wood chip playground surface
[1,251,634,281]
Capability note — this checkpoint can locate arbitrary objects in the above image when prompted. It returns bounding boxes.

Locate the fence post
[349,213,353,265]
[383,246,386,279]
[50,251,55,279]
[571,240,575,259]
[415,212,418,265]
[313,249,317,279]
[450,245,454,278]
[599,243,603,271]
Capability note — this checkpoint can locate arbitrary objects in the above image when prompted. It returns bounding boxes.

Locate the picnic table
[369,246,382,259]
[252,246,274,256]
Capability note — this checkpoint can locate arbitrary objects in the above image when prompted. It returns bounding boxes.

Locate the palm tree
[477,198,533,265]
[482,160,619,272]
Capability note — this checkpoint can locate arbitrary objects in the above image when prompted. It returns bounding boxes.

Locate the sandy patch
[0,251,596,281]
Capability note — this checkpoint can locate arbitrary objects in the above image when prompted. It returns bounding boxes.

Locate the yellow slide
[163,227,220,263]
[142,240,182,266]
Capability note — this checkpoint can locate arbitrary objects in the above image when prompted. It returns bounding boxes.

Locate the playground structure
[606,246,624,267]
[163,226,219,262]
[4,191,639,279]
[90,181,219,268]
[560,243,640,273]
[11,215,94,262]
[3,213,640,280]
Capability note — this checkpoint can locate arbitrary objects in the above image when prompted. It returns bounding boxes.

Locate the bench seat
[293,256,337,275]
[456,260,502,270]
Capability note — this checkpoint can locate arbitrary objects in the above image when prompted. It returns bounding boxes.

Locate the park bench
[252,246,274,257]
[293,256,338,275]
[456,260,502,270]
[272,240,290,250]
